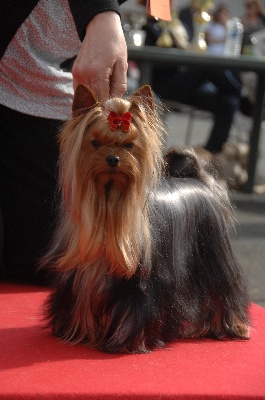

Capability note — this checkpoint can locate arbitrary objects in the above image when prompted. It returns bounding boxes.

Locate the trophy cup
[190,0,214,51]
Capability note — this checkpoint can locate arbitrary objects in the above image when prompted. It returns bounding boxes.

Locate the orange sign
[147,0,171,21]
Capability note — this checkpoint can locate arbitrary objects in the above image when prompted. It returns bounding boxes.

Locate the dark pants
[0,104,61,284]
[152,67,241,153]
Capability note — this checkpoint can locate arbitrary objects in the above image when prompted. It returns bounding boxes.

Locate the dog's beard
[81,179,149,276]
[55,156,151,278]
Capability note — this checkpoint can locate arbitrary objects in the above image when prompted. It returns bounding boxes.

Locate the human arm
[69,0,128,102]
[72,12,127,102]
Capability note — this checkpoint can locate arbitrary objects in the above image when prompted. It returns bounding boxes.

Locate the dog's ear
[131,85,154,111]
[72,84,98,115]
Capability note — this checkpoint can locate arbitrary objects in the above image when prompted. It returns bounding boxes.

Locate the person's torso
[207,22,226,54]
[0,0,81,120]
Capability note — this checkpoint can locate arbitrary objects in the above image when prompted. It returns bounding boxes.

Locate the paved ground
[230,191,265,307]
[166,110,265,307]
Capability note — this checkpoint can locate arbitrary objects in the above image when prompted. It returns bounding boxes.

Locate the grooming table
[0,282,264,399]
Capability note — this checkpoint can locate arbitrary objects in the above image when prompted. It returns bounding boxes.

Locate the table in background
[128,45,265,193]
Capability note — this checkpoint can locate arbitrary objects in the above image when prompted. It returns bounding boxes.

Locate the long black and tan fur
[42,84,249,353]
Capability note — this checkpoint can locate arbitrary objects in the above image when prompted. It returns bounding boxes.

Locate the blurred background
[121,0,265,17]
[120,0,265,307]
[120,0,265,193]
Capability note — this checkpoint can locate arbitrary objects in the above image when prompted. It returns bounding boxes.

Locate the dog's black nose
[106,155,120,167]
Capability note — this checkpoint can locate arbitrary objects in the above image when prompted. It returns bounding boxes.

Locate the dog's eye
[123,142,134,149]
[91,140,101,148]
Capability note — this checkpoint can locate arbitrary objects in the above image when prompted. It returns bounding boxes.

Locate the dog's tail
[163,146,235,232]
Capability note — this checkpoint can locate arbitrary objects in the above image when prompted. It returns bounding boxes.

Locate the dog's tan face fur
[52,85,164,277]
[75,100,143,194]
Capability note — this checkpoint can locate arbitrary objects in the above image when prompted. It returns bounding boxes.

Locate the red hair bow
[108,111,132,132]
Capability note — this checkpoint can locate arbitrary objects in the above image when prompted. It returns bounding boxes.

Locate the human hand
[72,12,128,102]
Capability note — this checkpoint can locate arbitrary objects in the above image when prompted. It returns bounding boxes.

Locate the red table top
[0,282,265,400]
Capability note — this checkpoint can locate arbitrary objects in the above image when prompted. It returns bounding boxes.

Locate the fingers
[72,53,112,101]
[72,12,128,102]
[109,60,128,99]
[73,74,110,103]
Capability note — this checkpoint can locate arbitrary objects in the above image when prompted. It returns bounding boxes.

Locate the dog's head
[59,84,163,201]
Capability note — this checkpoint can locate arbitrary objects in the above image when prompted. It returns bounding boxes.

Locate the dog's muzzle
[106,155,120,167]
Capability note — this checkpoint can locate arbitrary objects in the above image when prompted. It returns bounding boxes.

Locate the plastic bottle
[223,18,244,57]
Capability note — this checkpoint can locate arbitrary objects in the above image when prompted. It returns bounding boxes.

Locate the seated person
[142,14,242,154]
[205,3,230,55]
[242,0,265,44]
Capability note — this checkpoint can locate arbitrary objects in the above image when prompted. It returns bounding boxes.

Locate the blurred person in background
[141,2,241,155]
[242,0,265,38]
[240,0,265,115]
[178,0,201,42]
[205,3,230,54]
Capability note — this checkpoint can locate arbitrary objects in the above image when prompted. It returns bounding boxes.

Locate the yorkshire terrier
[42,84,249,353]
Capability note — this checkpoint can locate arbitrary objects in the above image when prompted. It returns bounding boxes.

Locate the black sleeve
[0,0,38,59]
[68,0,127,41]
